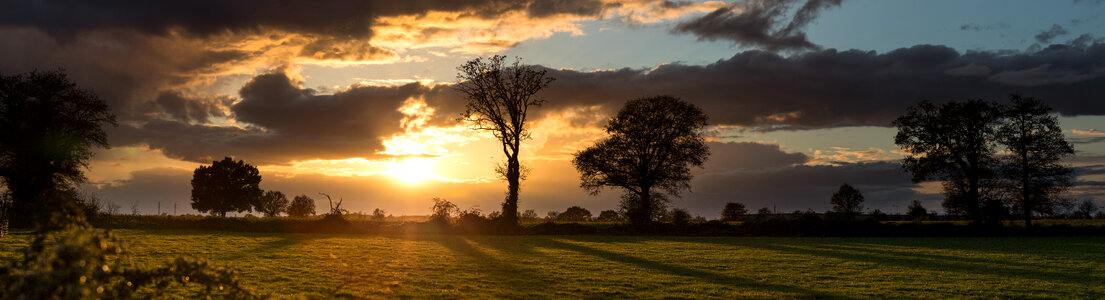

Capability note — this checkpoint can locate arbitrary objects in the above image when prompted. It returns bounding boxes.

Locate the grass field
[2,229,1103,298]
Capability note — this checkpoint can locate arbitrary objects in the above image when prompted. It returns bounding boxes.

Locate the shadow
[522,236,854,299]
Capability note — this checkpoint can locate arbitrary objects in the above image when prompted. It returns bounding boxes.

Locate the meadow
[2,229,1102,298]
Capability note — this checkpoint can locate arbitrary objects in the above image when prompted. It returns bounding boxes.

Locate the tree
[429,197,457,224]
[454,55,555,227]
[595,210,621,222]
[893,100,1003,223]
[372,208,387,221]
[287,195,316,217]
[1075,200,1097,219]
[720,202,748,222]
[670,208,691,226]
[557,206,592,222]
[907,200,928,221]
[755,207,773,221]
[829,183,864,220]
[255,190,288,217]
[573,95,710,226]
[0,70,116,228]
[996,95,1075,227]
[520,209,539,221]
[190,157,262,217]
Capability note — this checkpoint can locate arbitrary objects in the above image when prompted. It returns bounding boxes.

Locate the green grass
[2,229,1103,298]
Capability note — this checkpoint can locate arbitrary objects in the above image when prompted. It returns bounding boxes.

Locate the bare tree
[996,95,1075,227]
[454,55,554,227]
[319,193,346,216]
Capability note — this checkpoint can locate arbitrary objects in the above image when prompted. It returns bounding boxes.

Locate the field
[2,229,1103,298]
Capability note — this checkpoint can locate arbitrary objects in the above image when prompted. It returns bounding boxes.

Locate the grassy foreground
[2,230,1103,298]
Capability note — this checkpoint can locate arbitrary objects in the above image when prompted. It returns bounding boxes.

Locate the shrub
[720,202,748,222]
[429,197,458,225]
[557,206,592,222]
[595,210,621,222]
[287,195,316,217]
[671,208,691,226]
[520,209,539,222]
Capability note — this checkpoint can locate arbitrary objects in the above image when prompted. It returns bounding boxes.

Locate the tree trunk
[633,187,652,226]
[1022,150,1032,228]
[502,154,520,227]
[968,173,982,224]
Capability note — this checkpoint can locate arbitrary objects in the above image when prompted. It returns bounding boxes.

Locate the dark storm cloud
[672,0,843,51]
[1035,24,1069,44]
[451,41,1105,130]
[111,72,420,164]
[701,142,809,172]
[146,91,234,123]
[0,0,607,39]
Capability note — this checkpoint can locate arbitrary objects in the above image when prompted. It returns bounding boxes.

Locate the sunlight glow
[388,158,437,183]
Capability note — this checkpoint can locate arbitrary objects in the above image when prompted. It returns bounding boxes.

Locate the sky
[2,0,1104,217]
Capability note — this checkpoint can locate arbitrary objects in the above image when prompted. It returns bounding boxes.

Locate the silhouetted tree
[372,208,387,221]
[286,195,316,217]
[1075,200,1097,219]
[670,208,691,226]
[0,70,116,228]
[574,95,709,226]
[319,193,346,216]
[996,95,1075,227]
[255,190,288,217]
[190,157,262,217]
[545,211,560,220]
[720,202,748,222]
[430,197,458,224]
[557,206,592,222]
[869,209,889,221]
[907,200,928,221]
[1095,211,1105,220]
[595,210,621,222]
[830,183,864,220]
[754,207,773,221]
[455,55,554,228]
[893,100,1002,223]
[520,209,539,221]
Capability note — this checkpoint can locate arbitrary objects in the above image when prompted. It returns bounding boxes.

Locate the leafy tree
[545,211,560,220]
[372,208,387,221]
[670,208,691,226]
[573,95,710,226]
[595,210,621,222]
[1075,200,1097,219]
[520,209,539,221]
[255,190,288,217]
[286,195,316,217]
[190,157,262,217]
[557,206,592,222]
[755,207,773,221]
[454,55,554,227]
[830,183,864,220]
[996,95,1075,227]
[869,209,889,221]
[720,202,748,222]
[893,100,1003,223]
[0,70,116,228]
[429,197,457,224]
[907,200,928,221]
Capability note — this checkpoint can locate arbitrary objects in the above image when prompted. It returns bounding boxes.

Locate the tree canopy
[255,190,289,217]
[830,183,864,220]
[893,100,1003,223]
[996,95,1074,226]
[0,70,116,228]
[286,195,316,217]
[721,202,748,222]
[573,95,709,226]
[454,55,554,228]
[190,157,262,217]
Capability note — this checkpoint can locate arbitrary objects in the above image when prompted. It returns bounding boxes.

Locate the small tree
[595,210,621,222]
[557,206,592,222]
[455,55,554,227]
[720,202,748,222]
[907,200,928,221]
[286,195,316,217]
[1075,200,1097,219]
[520,209,539,221]
[670,208,691,226]
[573,95,710,226]
[0,70,116,228]
[830,183,864,220]
[893,100,1003,223]
[190,157,262,217]
[429,197,458,224]
[754,207,773,221]
[372,208,387,221]
[996,95,1075,227]
[255,190,289,217]
[319,193,346,216]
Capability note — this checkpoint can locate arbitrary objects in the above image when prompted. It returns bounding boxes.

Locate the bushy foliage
[429,197,458,225]
[557,206,592,222]
[830,183,864,220]
[595,210,622,222]
[255,190,289,217]
[1075,200,1097,219]
[720,202,748,222]
[0,225,253,299]
[371,208,387,221]
[670,208,691,226]
[908,200,928,221]
[287,195,316,217]
[520,209,539,222]
[754,207,773,222]
[191,157,262,217]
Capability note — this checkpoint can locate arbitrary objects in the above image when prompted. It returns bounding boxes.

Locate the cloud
[1067,129,1105,144]
[1035,24,1069,44]
[672,0,843,51]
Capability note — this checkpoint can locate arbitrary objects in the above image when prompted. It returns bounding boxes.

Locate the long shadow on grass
[421,236,553,296]
[524,237,855,299]
[733,240,1101,288]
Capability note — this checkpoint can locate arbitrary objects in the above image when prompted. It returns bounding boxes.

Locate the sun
[387,157,437,183]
